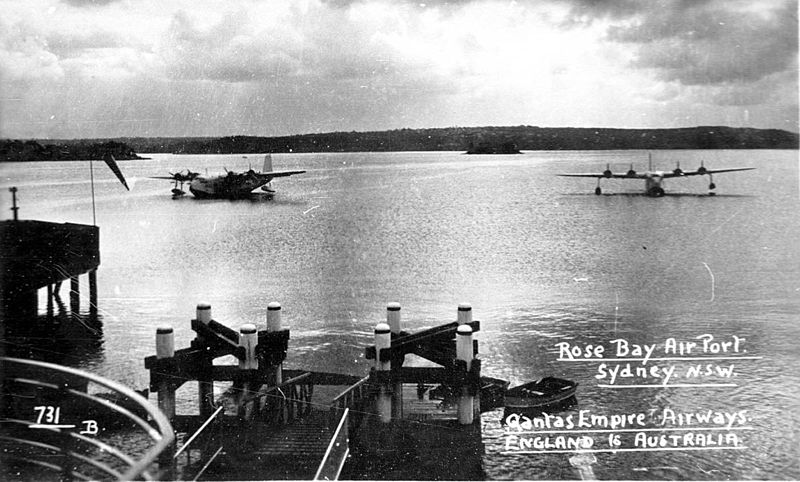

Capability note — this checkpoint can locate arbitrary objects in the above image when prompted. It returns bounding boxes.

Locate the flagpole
[90,159,97,226]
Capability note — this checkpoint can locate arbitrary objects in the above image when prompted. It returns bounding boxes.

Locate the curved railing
[0,357,175,481]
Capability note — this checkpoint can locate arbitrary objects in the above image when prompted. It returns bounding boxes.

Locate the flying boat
[151,155,305,199]
[558,155,754,196]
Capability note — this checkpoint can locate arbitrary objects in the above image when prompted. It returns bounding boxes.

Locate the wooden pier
[143,302,508,480]
[0,217,99,323]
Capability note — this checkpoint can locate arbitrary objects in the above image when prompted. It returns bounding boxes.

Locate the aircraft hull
[188,174,267,199]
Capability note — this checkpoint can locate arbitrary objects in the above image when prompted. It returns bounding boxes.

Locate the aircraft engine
[603,168,613,178]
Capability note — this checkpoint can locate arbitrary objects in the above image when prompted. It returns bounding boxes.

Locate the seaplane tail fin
[263,154,273,173]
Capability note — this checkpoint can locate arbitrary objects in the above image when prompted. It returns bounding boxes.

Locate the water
[1,150,798,480]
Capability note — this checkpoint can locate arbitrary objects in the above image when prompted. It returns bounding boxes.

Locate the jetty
[141,302,508,480]
[1,188,100,324]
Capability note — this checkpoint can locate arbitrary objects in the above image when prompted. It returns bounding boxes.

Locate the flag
[103,153,130,191]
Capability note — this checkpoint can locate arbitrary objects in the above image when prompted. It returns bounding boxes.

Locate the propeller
[697,160,707,175]
[603,163,613,178]
[673,162,683,176]
[626,163,637,177]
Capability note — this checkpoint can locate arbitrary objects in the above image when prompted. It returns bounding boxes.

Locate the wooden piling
[47,284,54,316]
[89,269,98,317]
[456,324,474,425]
[374,322,392,423]
[267,302,282,385]
[70,276,80,313]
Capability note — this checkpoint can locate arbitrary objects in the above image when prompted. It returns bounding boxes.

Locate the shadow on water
[3,311,105,368]
[564,192,754,198]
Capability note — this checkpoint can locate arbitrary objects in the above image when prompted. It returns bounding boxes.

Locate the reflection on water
[3,312,105,369]
[1,150,798,479]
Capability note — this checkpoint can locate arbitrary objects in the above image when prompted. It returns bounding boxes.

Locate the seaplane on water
[151,154,305,199]
[558,154,754,197]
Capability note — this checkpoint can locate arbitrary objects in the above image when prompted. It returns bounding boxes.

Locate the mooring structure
[143,301,508,480]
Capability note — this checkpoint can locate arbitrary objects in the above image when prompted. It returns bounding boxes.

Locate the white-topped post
[375,322,392,423]
[457,303,472,325]
[156,326,176,421]
[195,303,214,419]
[456,324,474,425]
[386,302,403,419]
[196,303,212,325]
[387,302,401,333]
[239,324,258,370]
[238,323,258,420]
[267,302,283,385]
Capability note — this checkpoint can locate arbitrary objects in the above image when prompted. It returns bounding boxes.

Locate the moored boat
[504,376,577,411]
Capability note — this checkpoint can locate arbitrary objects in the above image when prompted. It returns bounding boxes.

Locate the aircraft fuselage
[188,171,270,199]
[644,172,665,196]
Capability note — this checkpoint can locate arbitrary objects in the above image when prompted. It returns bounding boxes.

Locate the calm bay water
[1,150,798,480]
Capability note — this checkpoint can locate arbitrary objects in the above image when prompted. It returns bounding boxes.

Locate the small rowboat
[504,377,577,412]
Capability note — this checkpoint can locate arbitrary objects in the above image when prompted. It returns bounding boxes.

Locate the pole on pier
[457,303,472,325]
[374,322,392,423]
[9,187,19,221]
[196,303,215,418]
[387,302,403,419]
[456,324,474,425]
[267,302,282,385]
[9,186,19,221]
[156,326,176,420]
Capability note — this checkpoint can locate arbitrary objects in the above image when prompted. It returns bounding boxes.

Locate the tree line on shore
[0,140,145,162]
[2,125,797,161]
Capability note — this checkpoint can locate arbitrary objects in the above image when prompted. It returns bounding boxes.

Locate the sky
[0,0,797,139]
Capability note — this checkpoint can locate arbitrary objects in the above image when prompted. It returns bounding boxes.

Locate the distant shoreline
[2,125,797,162]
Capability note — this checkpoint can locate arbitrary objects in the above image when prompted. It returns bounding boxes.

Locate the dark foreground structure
[0,218,99,325]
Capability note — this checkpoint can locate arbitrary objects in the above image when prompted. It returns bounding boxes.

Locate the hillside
[2,126,797,161]
[123,126,799,154]
[0,140,145,162]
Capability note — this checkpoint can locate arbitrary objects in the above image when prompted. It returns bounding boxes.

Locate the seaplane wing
[258,169,306,179]
[558,158,754,197]
[674,167,755,177]
[150,175,184,180]
[557,172,642,179]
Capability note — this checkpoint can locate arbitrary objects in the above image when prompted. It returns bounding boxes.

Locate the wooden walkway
[197,409,333,481]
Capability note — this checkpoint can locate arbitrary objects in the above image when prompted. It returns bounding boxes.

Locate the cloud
[605,0,797,86]
[0,0,796,138]
[0,17,64,82]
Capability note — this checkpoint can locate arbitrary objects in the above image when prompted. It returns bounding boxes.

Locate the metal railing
[239,372,314,425]
[0,357,175,481]
[328,376,371,431]
[314,408,350,481]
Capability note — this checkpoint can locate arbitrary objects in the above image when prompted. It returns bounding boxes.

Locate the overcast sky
[1,0,797,139]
